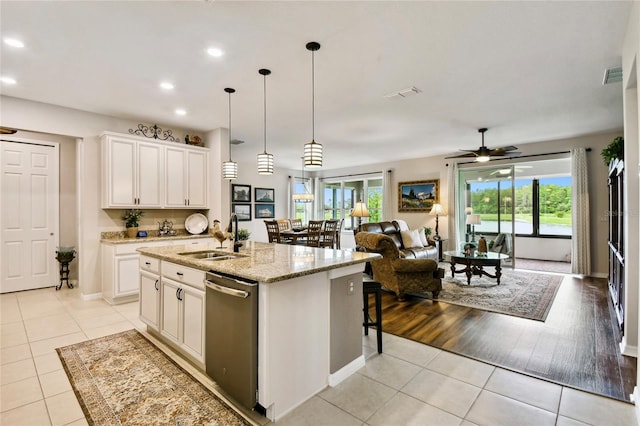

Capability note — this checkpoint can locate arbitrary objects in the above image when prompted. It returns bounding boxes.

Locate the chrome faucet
[227,213,241,252]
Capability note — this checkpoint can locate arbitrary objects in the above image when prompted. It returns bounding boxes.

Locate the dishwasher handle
[205,280,250,299]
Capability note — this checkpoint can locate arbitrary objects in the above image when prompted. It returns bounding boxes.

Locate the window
[461,158,572,238]
[293,178,313,223]
[321,174,383,230]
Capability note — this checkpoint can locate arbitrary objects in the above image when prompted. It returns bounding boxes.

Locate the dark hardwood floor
[373,273,637,402]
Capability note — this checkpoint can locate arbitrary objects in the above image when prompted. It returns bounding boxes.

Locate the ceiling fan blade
[445,152,477,159]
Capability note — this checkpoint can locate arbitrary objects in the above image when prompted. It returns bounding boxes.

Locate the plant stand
[56,253,75,290]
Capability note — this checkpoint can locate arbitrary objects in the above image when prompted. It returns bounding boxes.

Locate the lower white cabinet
[159,263,206,364]
[102,237,212,305]
[140,271,160,330]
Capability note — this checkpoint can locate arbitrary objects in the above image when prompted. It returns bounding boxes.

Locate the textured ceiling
[0,1,630,170]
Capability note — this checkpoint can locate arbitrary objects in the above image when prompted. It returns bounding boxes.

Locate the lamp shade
[466,214,481,225]
[430,203,445,216]
[351,201,370,218]
[292,192,314,203]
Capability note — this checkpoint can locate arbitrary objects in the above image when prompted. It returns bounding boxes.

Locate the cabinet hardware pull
[145,262,151,266]
[154,279,159,291]
[176,272,183,276]
[177,288,183,301]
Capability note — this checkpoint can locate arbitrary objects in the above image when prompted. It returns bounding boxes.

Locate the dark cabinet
[608,159,624,332]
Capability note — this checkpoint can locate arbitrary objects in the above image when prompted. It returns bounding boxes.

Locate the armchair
[355,232,444,301]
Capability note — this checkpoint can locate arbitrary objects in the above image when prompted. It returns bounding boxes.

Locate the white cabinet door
[161,278,181,345]
[115,254,140,297]
[181,285,205,362]
[105,137,136,207]
[186,149,207,208]
[137,141,163,207]
[139,270,160,331]
[165,147,187,207]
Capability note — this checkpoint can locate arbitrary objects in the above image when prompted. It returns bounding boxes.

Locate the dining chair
[320,219,339,248]
[264,220,282,243]
[306,220,324,247]
[276,219,291,232]
[334,218,344,249]
[290,218,303,229]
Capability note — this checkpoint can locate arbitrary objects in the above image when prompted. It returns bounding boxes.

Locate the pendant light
[292,157,314,203]
[303,41,323,168]
[222,87,238,180]
[257,68,274,175]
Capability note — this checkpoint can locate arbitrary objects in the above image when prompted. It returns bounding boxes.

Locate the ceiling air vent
[603,67,622,85]
[384,86,421,100]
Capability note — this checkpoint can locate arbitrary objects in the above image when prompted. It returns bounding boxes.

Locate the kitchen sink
[178,250,244,261]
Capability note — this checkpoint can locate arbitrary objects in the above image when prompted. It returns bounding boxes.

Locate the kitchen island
[137,241,380,421]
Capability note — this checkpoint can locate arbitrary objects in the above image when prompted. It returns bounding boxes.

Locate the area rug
[430,267,563,321]
[56,329,249,426]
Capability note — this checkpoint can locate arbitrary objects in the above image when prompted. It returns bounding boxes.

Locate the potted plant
[601,136,624,166]
[237,228,251,241]
[121,209,144,238]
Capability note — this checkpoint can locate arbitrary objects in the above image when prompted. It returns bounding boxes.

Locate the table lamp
[466,214,481,242]
[429,203,445,240]
[351,200,370,229]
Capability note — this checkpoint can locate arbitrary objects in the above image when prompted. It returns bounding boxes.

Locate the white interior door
[1,140,59,293]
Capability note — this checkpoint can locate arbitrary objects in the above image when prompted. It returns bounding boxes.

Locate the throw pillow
[419,228,429,246]
[400,229,423,248]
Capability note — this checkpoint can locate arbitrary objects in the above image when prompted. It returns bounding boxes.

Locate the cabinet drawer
[180,239,213,250]
[140,255,160,273]
[162,261,205,290]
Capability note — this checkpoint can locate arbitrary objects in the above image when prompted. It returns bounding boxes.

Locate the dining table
[279,228,308,245]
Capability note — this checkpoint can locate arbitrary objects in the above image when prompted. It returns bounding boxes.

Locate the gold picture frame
[398,180,439,212]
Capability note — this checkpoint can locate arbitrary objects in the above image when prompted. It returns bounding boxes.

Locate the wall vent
[603,67,622,85]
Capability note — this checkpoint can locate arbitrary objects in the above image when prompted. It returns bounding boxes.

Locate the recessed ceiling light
[175,109,187,116]
[0,77,17,85]
[160,82,174,90]
[3,38,24,48]
[206,47,224,57]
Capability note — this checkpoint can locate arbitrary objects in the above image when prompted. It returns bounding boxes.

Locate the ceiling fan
[446,128,520,162]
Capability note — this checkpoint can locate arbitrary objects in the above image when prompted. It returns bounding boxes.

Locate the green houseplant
[237,228,251,241]
[121,209,144,238]
[601,136,624,165]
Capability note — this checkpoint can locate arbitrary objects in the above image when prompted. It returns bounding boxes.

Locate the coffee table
[443,251,509,285]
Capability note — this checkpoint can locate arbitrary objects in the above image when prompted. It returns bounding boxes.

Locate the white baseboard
[633,387,640,425]
[81,292,102,301]
[590,272,608,279]
[620,336,638,358]
[328,355,365,387]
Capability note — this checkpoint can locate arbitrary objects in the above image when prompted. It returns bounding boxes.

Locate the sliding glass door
[457,165,516,267]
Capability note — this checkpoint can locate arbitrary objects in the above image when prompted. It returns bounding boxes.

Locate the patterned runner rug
[431,266,563,321]
[57,329,249,426]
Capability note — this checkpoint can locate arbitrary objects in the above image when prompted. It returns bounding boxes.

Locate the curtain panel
[571,148,591,275]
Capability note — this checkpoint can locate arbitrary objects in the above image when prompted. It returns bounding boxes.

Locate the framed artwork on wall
[232,203,252,221]
[255,187,275,203]
[255,204,275,219]
[398,179,439,212]
[231,184,251,202]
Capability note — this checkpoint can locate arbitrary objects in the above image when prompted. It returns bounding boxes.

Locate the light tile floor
[0,287,637,426]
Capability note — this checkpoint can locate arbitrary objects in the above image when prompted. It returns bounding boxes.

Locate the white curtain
[288,175,294,218]
[571,148,591,275]
[447,163,457,250]
[382,169,393,220]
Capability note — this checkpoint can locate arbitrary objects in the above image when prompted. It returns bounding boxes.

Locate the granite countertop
[137,241,380,283]
[101,230,213,244]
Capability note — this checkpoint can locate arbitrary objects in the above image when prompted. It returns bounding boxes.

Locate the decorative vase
[126,227,138,238]
[477,236,487,253]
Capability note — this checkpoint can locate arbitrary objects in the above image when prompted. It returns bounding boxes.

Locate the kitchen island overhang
[137,241,380,421]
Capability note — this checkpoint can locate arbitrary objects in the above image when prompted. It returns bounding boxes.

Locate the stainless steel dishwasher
[205,271,259,410]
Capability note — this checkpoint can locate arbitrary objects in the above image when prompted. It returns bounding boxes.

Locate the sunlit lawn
[479,213,571,226]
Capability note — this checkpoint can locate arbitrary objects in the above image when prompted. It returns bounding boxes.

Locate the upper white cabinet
[165,147,208,208]
[101,132,208,209]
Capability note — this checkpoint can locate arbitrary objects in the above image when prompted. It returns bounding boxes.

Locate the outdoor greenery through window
[322,174,383,230]
[462,159,572,238]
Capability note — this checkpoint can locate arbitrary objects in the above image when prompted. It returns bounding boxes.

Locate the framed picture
[255,203,275,219]
[231,184,251,202]
[232,203,252,221]
[255,187,275,203]
[398,180,439,212]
